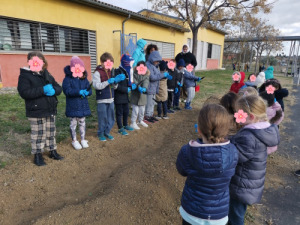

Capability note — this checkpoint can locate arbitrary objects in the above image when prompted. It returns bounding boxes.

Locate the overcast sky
[101,0,300,54]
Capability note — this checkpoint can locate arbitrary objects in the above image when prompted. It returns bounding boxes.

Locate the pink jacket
[267,102,284,125]
[266,102,283,154]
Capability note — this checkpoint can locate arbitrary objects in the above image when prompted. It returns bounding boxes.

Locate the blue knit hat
[121,54,134,68]
[177,59,186,67]
[265,66,274,80]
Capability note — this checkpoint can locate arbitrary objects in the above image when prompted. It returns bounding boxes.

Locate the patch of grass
[0,161,7,169]
[0,90,99,159]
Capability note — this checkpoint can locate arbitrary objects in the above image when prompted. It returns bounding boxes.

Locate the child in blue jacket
[62,56,92,150]
[176,104,238,225]
[229,95,280,225]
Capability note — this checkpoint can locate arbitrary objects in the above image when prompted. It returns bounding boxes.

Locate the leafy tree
[149,0,273,55]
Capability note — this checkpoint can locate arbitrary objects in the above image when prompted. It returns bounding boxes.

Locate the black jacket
[113,66,129,104]
[175,52,197,67]
[167,68,182,90]
[18,68,62,118]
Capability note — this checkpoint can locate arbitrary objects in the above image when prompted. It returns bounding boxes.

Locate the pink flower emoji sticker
[137,64,147,75]
[266,85,275,94]
[104,60,113,70]
[232,73,240,81]
[250,75,256,82]
[71,64,85,78]
[234,109,248,124]
[167,61,176,70]
[28,56,44,72]
[186,64,194,72]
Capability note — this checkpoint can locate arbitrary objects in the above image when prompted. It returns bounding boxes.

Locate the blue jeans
[157,101,167,116]
[228,198,247,225]
[173,87,181,107]
[97,102,115,136]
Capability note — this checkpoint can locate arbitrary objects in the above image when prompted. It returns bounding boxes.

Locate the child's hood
[243,122,279,147]
[64,65,73,77]
[148,51,162,65]
[136,39,147,49]
[187,139,237,175]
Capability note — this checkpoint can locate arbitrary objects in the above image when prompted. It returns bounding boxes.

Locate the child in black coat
[17,51,63,166]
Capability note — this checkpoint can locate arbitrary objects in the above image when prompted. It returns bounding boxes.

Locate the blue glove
[114,74,126,83]
[45,88,55,96]
[79,89,86,98]
[83,89,89,97]
[107,78,115,84]
[197,77,201,82]
[138,87,146,93]
[164,72,169,78]
[43,84,53,94]
[175,88,178,94]
[128,87,131,93]
[167,75,172,80]
[131,83,137,90]
[138,86,144,93]
[194,124,198,133]
[177,82,183,87]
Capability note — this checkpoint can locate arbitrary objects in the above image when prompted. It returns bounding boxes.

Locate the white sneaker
[139,120,149,127]
[81,140,89,148]
[72,141,82,150]
[131,122,140,130]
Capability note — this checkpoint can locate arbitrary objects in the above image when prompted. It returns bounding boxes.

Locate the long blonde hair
[235,95,268,122]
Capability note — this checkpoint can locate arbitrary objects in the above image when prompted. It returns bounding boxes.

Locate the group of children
[17,49,288,225]
[177,68,288,225]
[17,49,202,165]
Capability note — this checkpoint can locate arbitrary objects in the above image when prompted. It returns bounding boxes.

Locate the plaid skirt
[28,116,57,154]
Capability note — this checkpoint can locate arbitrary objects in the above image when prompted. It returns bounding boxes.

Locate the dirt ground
[0,76,298,225]
[0,107,199,225]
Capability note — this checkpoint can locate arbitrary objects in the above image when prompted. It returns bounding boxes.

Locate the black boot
[34,153,46,166]
[49,150,64,160]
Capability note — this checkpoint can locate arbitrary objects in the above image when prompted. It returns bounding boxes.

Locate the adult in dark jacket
[113,54,135,135]
[229,95,280,225]
[175,45,197,68]
[17,51,63,166]
[176,104,238,224]
[62,56,92,150]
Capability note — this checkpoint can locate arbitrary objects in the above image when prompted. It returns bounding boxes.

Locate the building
[0,0,226,87]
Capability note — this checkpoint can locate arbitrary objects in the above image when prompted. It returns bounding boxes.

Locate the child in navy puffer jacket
[229,95,280,225]
[176,104,238,225]
[62,56,92,150]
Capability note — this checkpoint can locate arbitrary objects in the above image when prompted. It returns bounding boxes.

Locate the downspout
[122,14,131,34]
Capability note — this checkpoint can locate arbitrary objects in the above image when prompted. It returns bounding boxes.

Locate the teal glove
[131,83,137,90]
[164,72,169,78]
[114,74,126,83]
[43,84,53,95]
[177,82,183,87]
[175,88,178,94]
[45,88,55,96]
[167,74,172,80]
[194,124,198,133]
[79,89,86,98]
[197,77,201,82]
[108,78,115,84]
[128,87,131,93]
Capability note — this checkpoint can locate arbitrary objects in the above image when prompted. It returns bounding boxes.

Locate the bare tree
[148,0,273,55]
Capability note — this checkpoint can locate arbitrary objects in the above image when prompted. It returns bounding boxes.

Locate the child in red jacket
[230,71,245,93]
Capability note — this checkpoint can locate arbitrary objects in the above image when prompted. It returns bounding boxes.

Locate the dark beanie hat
[177,59,186,67]
[159,60,167,71]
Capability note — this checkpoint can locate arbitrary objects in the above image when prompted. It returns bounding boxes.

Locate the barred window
[0,17,90,54]
[144,39,175,59]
